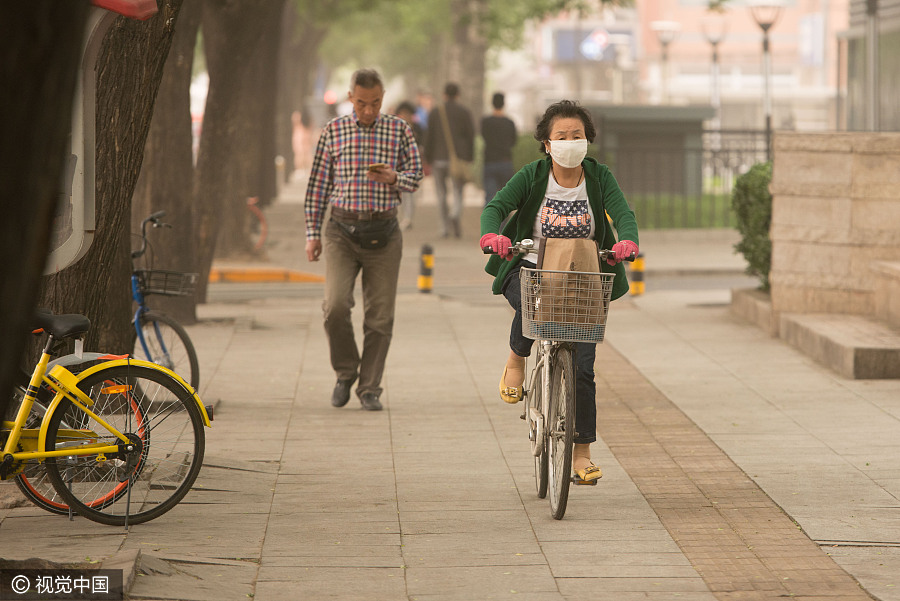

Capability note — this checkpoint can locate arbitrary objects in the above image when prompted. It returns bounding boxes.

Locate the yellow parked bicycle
[1,311,212,526]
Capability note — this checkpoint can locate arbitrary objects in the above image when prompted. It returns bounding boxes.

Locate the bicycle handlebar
[482,238,636,263]
[132,211,172,260]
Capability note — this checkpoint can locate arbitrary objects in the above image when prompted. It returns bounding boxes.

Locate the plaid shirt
[305,112,423,240]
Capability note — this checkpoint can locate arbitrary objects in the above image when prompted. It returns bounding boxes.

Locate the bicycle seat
[33,311,90,339]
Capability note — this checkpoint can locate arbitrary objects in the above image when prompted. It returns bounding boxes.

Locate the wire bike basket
[520,267,615,343]
[136,269,199,297]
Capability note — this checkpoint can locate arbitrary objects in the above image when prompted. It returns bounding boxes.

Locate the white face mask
[547,139,588,168]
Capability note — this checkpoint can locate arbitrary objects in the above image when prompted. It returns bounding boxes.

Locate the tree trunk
[276,5,330,191]
[38,0,184,354]
[193,0,284,298]
[0,2,90,421]
[275,4,298,182]
[449,0,487,118]
[132,0,201,325]
[251,1,284,210]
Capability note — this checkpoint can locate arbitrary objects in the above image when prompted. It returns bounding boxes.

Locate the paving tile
[593,343,876,601]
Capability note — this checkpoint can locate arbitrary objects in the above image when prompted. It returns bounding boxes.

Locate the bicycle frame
[131,274,168,368]
[2,357,211,472]
[2,355,129,467]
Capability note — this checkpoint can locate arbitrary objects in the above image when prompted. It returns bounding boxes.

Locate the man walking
[305,69,423,411]
[480,92,517,206]
[425,82,474,238]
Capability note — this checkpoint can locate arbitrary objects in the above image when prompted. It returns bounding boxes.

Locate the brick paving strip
[594,343,876,601]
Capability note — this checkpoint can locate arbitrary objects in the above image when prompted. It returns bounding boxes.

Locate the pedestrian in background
[415,90,432,134]
[395,100,424,230]
[304,68,423,411]
[479,99,638,482]
[480,92,518,206]
[425,82,474,238]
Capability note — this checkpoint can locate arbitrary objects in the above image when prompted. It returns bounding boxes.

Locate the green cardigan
[480,156,639,301]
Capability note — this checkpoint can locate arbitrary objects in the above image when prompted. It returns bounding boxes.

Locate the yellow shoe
[499,366,523,404]
[573,463,602,484]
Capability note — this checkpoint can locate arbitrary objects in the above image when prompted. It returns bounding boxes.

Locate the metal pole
[865,0,879,131]
[711,40,722,151]
[662,41,670,104]
[762,28,772,162]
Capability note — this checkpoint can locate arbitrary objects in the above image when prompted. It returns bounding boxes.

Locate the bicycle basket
[136,269,198,297]
[519,267,615,343]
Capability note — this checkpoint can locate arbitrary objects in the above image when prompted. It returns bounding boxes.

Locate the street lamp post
[702,13,727,151]
[651,21,680,104]
[865,0,880,130]
[750,2,783,162]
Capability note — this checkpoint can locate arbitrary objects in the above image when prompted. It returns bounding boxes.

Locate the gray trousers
[431,160,465,237]
[322,217,402,398]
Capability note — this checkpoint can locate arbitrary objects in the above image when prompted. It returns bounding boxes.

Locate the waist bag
[334,218,397,250]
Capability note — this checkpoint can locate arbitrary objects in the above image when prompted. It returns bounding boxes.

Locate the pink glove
[480,233,513,260]
[607,240,638,266]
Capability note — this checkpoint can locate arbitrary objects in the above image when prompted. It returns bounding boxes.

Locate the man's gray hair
[351,69,383,90]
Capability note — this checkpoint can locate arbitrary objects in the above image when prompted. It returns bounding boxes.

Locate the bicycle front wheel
[44,365,205,526]
[133,311,200,391]
[547,345,575,520]
[530,365,548,499]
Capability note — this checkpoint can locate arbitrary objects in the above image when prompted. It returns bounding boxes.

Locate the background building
[493,0,850,134]
[842,0,900,130]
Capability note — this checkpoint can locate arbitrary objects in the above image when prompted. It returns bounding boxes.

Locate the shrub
[731,161,773,291]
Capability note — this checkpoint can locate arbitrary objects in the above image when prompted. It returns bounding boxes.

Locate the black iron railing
[601,129,769,229]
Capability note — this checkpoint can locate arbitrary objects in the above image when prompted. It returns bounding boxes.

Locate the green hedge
[731,162,773,291]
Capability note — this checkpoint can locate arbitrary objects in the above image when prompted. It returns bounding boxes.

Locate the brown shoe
[359,392,383,411]
[331,378,355,407]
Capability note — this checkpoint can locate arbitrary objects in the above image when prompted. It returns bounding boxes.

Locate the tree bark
[276,4,331,194]
[448,0,487,118]
[0,2,90,422]
[37,0,183,354]
[251,2,285,210]
[132,0,201,325]
[193,0,284,299]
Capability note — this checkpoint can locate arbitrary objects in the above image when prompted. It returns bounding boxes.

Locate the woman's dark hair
[533,100,596,153]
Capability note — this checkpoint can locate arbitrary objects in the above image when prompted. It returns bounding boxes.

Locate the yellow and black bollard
[628,252,645,296]
[418,244,434,293]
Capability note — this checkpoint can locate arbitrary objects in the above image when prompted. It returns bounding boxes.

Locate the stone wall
[769,133,900,316]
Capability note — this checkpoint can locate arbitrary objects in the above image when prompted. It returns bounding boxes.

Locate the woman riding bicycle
[479,100,639,484]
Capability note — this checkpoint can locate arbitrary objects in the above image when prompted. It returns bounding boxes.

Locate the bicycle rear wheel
[133,311,200,391]
[10,361,125,515]
[547,345,575,520]
[9,386,70,515]
[44,365,205,526]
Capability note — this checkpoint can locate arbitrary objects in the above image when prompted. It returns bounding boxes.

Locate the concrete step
[730,287,778,336]
[873,260,900,329]
[780,312,900,379]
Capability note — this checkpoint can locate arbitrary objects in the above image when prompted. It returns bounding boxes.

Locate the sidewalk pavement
[1,177,898,601]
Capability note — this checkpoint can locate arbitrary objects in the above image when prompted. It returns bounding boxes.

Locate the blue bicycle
[131,211,200,391]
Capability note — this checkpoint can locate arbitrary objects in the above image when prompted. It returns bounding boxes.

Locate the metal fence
[600,129,769,229]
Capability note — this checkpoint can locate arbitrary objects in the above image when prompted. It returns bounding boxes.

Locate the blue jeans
[501,262,597,444]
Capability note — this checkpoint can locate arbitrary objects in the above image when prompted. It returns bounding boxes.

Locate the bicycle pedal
[572,475,599,486]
